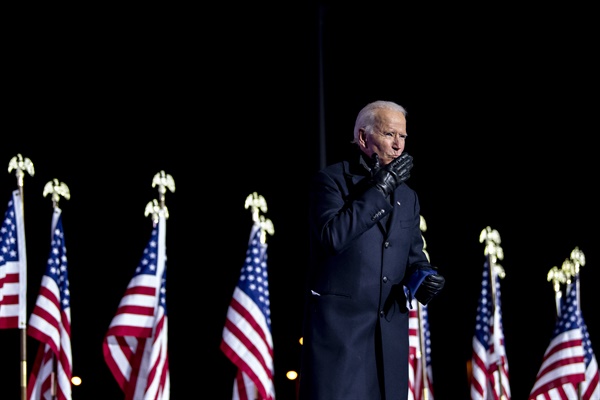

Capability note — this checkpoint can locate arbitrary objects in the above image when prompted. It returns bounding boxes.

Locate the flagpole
[562,247,586,400]
[418,215,431,400]
[479,227,507,400]
[43,178,71,400]
[567,247,585,313]
[8,154,35,400]
[547,265,566,316]
[416,303,429,400]
[246,192,274,400]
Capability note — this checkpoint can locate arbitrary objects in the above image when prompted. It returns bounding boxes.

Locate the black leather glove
[370,152,413,198]
[414,267,445,305]
[404,262,444,306]
[408,262,446,305]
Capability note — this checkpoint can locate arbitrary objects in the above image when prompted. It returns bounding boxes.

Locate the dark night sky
[2,3,598,399]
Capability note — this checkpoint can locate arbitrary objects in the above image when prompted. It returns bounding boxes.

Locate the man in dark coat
[298,100,445,400]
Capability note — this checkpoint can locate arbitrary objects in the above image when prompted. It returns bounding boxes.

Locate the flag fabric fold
[549,276,599,400]
[529,282,586,399]
[470,255,511,400]
[220,223,275,400]
[0,189,27,330]
[579,313,599,400]
[408,298,434,400]
[103,212,170,400]
[26,207,72,400]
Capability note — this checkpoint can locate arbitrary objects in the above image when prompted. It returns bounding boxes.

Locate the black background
[1,3,597,399]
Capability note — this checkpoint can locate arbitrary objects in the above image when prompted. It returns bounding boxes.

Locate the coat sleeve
[309,168,393,255]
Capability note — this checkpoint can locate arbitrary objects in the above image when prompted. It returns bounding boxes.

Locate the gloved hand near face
[370,153,413,198]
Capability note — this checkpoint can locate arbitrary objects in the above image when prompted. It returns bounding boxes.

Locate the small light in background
[286,370,298,381]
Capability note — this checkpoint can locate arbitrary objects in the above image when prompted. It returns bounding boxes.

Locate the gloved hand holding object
[405,262,445,305]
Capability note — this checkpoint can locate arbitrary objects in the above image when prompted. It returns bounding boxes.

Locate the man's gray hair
[352,100,407,144]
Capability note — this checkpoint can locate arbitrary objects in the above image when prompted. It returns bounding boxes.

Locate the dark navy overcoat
[299,154,430,400]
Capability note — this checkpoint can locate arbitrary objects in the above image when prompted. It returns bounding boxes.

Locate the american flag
[220,223,275,400]
[563,277,599,400]
[529,282,586,399]
[0,189,27,330]
[26,208,72,400]
[408,298,434,400]
[470,255,511,400]
[579,313,599,400]
[103,211,170,400]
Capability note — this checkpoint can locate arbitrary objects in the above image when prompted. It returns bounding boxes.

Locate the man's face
[358,109,407,166]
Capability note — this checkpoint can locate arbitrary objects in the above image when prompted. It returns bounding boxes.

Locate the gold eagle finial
[245,192,273,244]
[152,170,176,208]
[8,153,35,188]
[43,179,70,208]
[148,171,174,221]
[419,215,430,263]
[479,226,505,279]
[145,199,168,224]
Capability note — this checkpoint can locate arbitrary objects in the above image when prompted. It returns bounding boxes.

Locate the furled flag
[529,282,586,399]
[26,207,72,400]
[568,273,599,400]
[103,211,170,400]
[470,255,511,400]
[220,223,275,400]
[579,313,599,399]
[408,298,434,400]
[0,189,27,329]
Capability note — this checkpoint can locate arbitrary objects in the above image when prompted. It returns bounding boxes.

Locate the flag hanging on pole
[103,211,170,400]
[579,312,599,400]
[221,222,275,400]
[0,189,27,330]
[470,254,511,400]
[26,207,73,400]
[573,268,599,400]
[408,298,434,400]
[408,214,435,400]
[529,282,585,399]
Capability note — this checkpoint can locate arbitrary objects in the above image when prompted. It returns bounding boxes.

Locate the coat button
[382,276,388,283]
[379,311,385,318]
[384,241,390,248]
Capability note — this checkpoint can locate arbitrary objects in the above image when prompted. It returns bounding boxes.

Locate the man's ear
[358,129,368,148]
